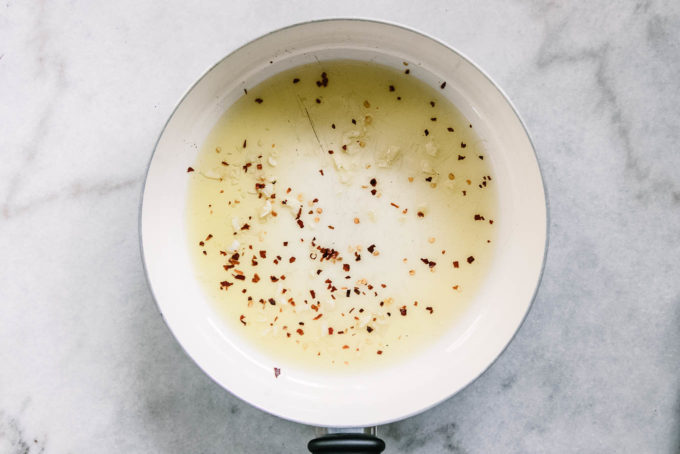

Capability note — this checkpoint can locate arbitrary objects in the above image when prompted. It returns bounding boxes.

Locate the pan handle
[308,428,385,453]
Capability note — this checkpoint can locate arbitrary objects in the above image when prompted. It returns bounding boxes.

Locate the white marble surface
[1,1,679,452]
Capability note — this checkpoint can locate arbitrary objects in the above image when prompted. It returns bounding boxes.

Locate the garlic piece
[377,145,400,168]
[260,200,272,218]
[424,141,438,157]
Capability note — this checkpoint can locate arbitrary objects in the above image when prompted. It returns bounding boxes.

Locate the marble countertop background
[1,1,679,452]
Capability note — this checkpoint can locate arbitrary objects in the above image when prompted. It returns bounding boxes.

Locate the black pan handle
[308,433,385,453]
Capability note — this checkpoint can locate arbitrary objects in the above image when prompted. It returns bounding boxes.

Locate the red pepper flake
[453,261,459,268]
[310,290,316,298]
[274,367,281,378]
[241,223,250,230]
[377,350,383,355]
[315,98,321,104]
[187,167,194,172]
[222,161,230,166]
[202,251,207,255]
[400,306,407,316]
[328,327,334,335]
[259,250,266,259]
[370,189,377,195]
[461,142,467,148]
[297,219,304,228]
[319,169,324,176]
[370,178,377,186]
[296,328,304,335]
[220,281,233,289]
[417,211,425,218]
[389,85,395,92]
[366,326,374,333]
[252,273,260,283]
[268,298,276,305]
[234,274,246,281]
[424,129,429,136]
[440,81,447,89]
[425,176,432,182]
[342,345,349,349]
[316,72,329,87]
[479,155,484,160]
[447,127,454,132]
[313,314,323,320]
[390,202,400,208]
[199,241,205,247]
[254,98,263,104]
[367,244,376,253]
[342,263,350,272]
[431,117,437,122]
[426,306,433,314]
[467,256,475,264]
[270,276,279,282]
[430,101,435,107]
[453,285,459,290]
[458,155,466,160]
[328,225,335,230]
[239,315,246,325]
[293,78,300,84]
[289,257,296,263]
[489,220,494,225]
[328,149,334,154]
[474,214,484,221]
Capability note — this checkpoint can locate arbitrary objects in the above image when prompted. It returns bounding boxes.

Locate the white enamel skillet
[140,19,548,452]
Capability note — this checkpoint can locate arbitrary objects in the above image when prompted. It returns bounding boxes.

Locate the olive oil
[187,60,497,371]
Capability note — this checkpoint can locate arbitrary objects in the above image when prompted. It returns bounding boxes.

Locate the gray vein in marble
[2,176,141,220]
[384,422,466,453]
[1,1,70,220]
[0,411,45,454]
[531,1,680,204]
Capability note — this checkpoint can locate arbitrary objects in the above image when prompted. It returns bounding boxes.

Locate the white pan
[140,19,547,452]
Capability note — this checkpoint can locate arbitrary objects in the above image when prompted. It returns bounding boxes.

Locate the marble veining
[1,1,679,453]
